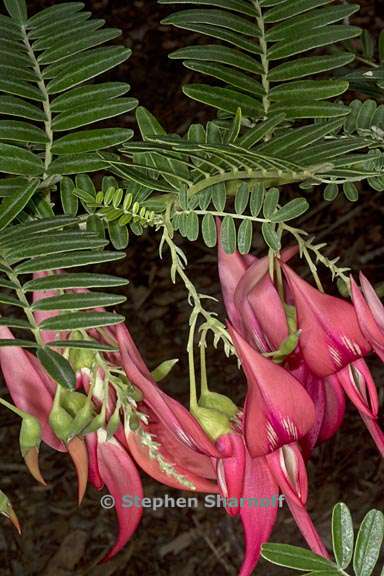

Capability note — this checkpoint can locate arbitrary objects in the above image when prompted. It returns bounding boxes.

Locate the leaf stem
[21,25,53,179]
[253,0,270,119]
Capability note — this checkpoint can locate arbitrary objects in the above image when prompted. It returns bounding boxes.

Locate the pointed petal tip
[8,508,21,535]
[68,437,88,505]
[24,448,47,486]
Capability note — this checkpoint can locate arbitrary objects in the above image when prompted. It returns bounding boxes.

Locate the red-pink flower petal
[337,359,378,418]
[216,433,245,516]
[0,326,64,452]
[282,264,370,376]
[360,273,384,331]
[318,375,345,443]
[115,326,220,458]
[266,444,308,507]
[266,444,329,558]
[351,276,384,361]
[85,433,104,491]
[239,455,278,576]
[300,376,325,457]
[229,325,315,457]
[97,431,143,562]
[125,427,219,493]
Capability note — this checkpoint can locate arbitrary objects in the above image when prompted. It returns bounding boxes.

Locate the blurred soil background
[1,0,384,574]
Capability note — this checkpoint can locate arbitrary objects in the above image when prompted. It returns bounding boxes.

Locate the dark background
[1,1,384,574]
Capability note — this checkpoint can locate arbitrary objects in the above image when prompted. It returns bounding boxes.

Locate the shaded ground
[1,1,384,575]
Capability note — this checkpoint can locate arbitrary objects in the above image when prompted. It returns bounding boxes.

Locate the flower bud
[49,389,75,442]
[0,490,21,534]
[191,406,232,441]
[60,390,87,417]
[82,405,106,434]
[19,415,41,458]
[198,391,238,419]
[107,404,121,438]
[68,331,97,371]
[72,399,96,436]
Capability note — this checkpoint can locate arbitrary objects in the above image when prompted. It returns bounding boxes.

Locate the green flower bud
[106,404,121,439]
[82,405,105,434]
[68,331,97,371]
[49,389,74,442]
[71,399,95,436]
[0,490,20,533]
[151,358,179,382]
[19,415,41,458]
[60,390,87,417]
[198,391,238,419]
[191,406,232,441]
[0,491,9,514]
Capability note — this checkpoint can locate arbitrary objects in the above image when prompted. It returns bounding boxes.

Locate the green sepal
[19,415,41,457]
[151,358,179,382]
[191,405,232,441]
[198,391,238,419]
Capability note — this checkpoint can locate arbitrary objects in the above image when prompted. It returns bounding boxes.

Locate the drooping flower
[351,274,384,362]
[218,241,345,452]
[228,325,316,457]
[95,429,144,562]
[281,264,371,377]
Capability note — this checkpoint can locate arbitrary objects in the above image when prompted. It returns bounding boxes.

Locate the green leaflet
[52,128,133,154]
[50,82,131,112]
[0,120,48,144]
[23,272,128,292]
[0,144,43,176]
[39,311,125,331]
[0,179,39,230]
[332,503,354,570]
[46,47,132,94]
[37,348,76,390]
[52,99,138,131]
[0,95,47,121]
[159,0,256,17]
[163,9,259,37]
[261,544,336,571]
[3,0,27,23]
[353,510,384,576]
[37,28,122,64]
[31,292,126,311]
[183,85,262,116]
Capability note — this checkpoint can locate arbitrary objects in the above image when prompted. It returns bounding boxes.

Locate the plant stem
[21,25,53,180]
[253,0,270,119]
[199,332,209,396]
[0,261,44,346]
[0,397,26,419]
[187,313,198,410]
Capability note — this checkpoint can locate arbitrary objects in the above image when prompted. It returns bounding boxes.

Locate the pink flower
[95,430,143,562]
[228,325,315,457]
[351,274,384,362]
[218,235,296,352]
[281,264,370,377]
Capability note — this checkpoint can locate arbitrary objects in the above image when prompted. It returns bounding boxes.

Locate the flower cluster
[0,236,383,575]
